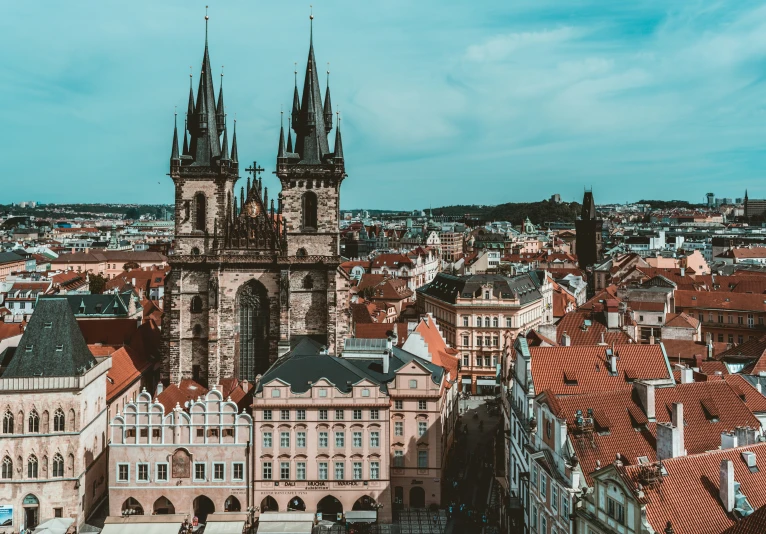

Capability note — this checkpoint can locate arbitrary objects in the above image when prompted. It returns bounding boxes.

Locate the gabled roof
[40,292,136,317]
[157,380,209,414]
[2,299,97,378]
[556,310,633,346]
[417,272,542,305]
[622,443,766,534]
[529,344,670,395]
[106,346,153,402]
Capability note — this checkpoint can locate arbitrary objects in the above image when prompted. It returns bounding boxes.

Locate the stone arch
[224,495,241,512]
[260,496,279,513]
[2,409,13,434]
[194,192,207,232]
[236,279,270,381]
[1,455,12,479]
[122,497,144,515]
[409,486,425,508]
[193,495,215,523]
[191,296,203,313]
[153,496,175,515]
[52,453,64,477]
[27,454,38,479]
[317,495,343,518]
[296,248,308,258]
[302,191,318,230]
[353,495,377,511]
[28,410,39,433]
[286,496,306,511]
[53,409,65,432]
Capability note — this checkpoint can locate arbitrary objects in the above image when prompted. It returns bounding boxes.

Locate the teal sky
[2,1,766,209]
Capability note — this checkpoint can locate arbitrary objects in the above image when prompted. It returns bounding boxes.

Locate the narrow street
[442,396,502,534]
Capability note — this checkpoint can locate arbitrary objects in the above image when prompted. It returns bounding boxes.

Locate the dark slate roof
[0,251,24,265]
[2,299,97,378]
[257,339,444,395]
[417,272,542,305]
[39,292,134,317]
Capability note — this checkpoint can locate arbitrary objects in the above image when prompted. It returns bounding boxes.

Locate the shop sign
[0,506,12,527]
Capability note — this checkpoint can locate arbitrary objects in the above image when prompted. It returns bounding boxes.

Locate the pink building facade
[108,388,252,524]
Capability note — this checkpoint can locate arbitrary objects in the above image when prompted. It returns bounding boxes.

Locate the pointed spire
[286,118,293,153]
[182,115,190,156]
[324,63,333,133]
[187,69,195,123]
[170,111,180,163]
[293,8,330,164]
[231,118,238,163]
[240,186,245,212]
[334,112,344,161]
[216,67,225,135]
[189,6,221,165]
[246,176,251,195]
[220,116,230,160]
[263,187,268,211]
[233,196,238,218]
[277,111,286,159]
[292,63,301,128]
[270,199,275,220]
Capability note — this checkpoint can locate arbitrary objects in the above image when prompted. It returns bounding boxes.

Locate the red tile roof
[530,344,670,395]
[556,310,633,346]
[106,346,153,402]
[411,316,459,385]
[675,290,766,312]
[723,375,766,413]
[0,321,25,341]
[630,300,666,312]
[622,443,766,534]
[157,380,209,414]
[664,312,700,329]
[77,318,138,345]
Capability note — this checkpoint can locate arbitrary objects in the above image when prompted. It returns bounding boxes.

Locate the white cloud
[464,27,582,63]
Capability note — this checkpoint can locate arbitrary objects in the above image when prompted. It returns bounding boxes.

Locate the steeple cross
[245,161,265,179]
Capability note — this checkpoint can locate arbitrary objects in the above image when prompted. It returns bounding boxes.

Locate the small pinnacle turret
[171,113,180,163]
[221,118,230,161]
[216,71,225,135]
[334,113,344,161]
[324,66,333,133]
[286,118,293,153]
[231,119,238,163]
[277,112,286,159]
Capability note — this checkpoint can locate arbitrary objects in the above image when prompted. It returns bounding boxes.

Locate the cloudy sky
[3,1,766,209]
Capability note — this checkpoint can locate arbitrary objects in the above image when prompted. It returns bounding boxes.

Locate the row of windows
[262,408,381,421]
[461,335,500,347]
[699,312,760,326]
[263,430,382,449]
[463,316,508,328]
[530,464,570,521]
[262,460,380,481]
[1,454,71,480]
[393,449,429,469]
[462,355,498,368]
[116,462,245,483]
[393,421,429,437]
[2,409,69,434]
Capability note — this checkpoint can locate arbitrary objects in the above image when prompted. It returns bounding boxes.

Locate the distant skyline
[2,1,766,208]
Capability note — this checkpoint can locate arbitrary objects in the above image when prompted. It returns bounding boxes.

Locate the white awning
[345,511,377,523]
[259,512,315,522]
[101,524,173,534]
[203,521,246,534]
[256,522,313,534]
[461,377,472,383]
[477,379,497,386]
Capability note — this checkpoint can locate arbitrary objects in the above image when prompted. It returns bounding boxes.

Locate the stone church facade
[163,18,350,387]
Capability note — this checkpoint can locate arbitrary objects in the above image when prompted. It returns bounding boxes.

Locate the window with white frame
[263,409,272,421]
[319,388,328,397]
[271,389,281,398]
[561,494,569,519]
[552,484,558,511]
[362,388,370,397]
[334,462,345,480]
[280,462,290,480]
[353,431,362,447]
[370,409,379,420]
[540,472,547,501]
[156,463,168,481]
[394,450,404,467]
[319,409,328,420]
[418,421,427,437]
[353,462,362,480]
[263,431,272,448]
[335,409,344,420]
[395,422,404,436]
[394,400,403,410]
[418,400,427,410]
[531,464,538,486]
[297,409,306,420]
[335,431,345,448]
[370,461,380,480]
[137,463,149,482]
[296,462,306,480]
[353,409,362,420]
[117,463,129,482]
[232,462,244,481]
[213,462,225,481]
[418,450,428,468]
[409,379,417,389]
[280,409,290,420]
[370,431,380,447]
[319,431,328,447]
[297,431,306,448]
[318,462,328,480]
[262,461,272,480]
[194,462,206,481]
[280,432,290,448]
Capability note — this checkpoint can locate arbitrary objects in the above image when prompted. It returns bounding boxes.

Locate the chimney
[561,331,571,347]
[598,332,606,346]
[720,459,735,513]
[672,402,685,455]
[679,366,693,384]
[606,300,620,329]
[649,329,655,345]
[383,337,392,374]
[721,431,738,450]
[609,352,617,375]
[680,267,685,277]
[634,381,655,421]
[708,341,714,360]
[757,382,763,395]
[693,354,703,370]
[241,379,250,393]
[742,451,757,470]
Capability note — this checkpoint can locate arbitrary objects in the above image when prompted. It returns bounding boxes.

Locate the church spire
[182,115,190,156]
[324,64,333,133]
[277,111,286,159]
[188,7,222,166]
[286,118,293,153]
[231,118,238,163]
[221,116,230,160]
[170,111,180,164]
[334,112,344,161]
[292,9,330,164]
[216,68,225,135]
[187,70,195,124]
[291,63,301,129]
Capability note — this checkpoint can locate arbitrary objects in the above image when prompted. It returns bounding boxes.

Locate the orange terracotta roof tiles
[106,346,153,402]
[623,443,766,534]
[723,375,766,413]
[530,344,670,395]
[630,300,666,312]
[664,312,700,329]
[88,344,119,357]
[675,290,766,312]
[411,316,459,382]
[0,321,25,341]
[556,310,633,346]
[157,380,209,414]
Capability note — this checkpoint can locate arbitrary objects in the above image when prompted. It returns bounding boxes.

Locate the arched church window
[296,248,308,258]
[303,275,314,290]
[302,192,318,230]
[191,296,203,313]
[194,193,206,232]
[237,281,270,381]
[191,247,200,256]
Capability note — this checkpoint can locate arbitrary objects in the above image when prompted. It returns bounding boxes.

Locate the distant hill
[636,199,705,209]
[430,200,582,225]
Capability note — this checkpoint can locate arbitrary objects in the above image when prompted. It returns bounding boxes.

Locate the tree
[124,207,140,220]
[123,262,140,271]
[89,273,108,294]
